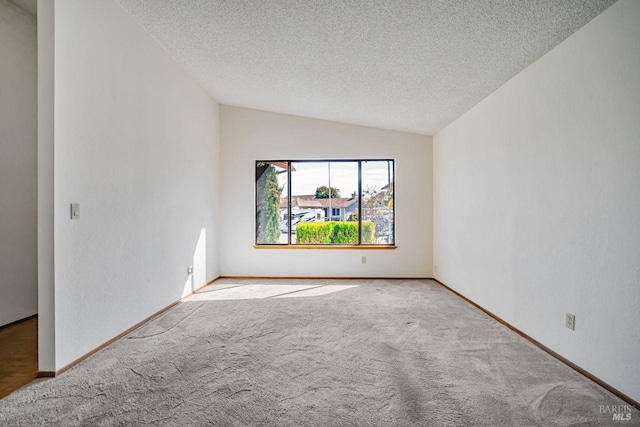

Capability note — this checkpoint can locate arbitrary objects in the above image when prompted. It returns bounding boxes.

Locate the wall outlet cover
[566,313,575,331]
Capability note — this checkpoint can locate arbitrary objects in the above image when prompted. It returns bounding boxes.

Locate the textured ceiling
[117,0,616,135]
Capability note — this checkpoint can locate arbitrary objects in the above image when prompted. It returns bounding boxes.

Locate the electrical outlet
[187,265,193,275]
[361,256,366,264]
[434,265,438,274]
[566,313,575,331]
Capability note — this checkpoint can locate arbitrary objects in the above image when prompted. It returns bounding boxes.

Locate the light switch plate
[70,203,80,220]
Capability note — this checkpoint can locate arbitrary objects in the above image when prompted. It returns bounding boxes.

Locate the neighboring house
[280,195,359,221]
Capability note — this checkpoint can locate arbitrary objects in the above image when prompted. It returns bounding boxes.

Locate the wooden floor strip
[0,316,38,399]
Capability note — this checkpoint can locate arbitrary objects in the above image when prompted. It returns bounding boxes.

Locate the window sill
[254,245,397,250]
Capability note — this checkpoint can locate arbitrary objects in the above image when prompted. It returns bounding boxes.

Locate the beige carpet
[0,279,637,426]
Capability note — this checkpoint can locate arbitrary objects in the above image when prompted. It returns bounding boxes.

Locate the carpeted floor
[0,279,637,426]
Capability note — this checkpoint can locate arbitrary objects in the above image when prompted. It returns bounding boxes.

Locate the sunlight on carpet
[187,283,360,301]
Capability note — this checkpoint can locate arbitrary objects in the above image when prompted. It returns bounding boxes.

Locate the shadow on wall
[182,228,207,298]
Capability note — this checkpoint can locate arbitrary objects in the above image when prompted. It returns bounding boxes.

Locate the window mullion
[358,161,362,245]
[287,161,292,245]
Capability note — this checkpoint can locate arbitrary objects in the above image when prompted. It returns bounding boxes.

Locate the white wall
[47,0,220,369]
[434,0,640,402]
[0,0,37,327]
[220,106,432,278]
[37,0,56,372]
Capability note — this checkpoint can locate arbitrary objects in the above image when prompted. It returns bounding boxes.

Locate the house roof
[281,196,358,209]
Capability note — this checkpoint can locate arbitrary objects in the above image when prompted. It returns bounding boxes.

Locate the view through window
[256,160,394,246]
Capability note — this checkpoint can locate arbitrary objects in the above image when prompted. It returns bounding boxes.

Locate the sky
[275,161,393,197]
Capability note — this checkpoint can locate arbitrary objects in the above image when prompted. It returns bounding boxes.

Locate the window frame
[254,159,396,249]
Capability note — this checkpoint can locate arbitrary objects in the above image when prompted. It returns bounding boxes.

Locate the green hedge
[295,222,333,244]
[361,221,374,244]
[296,221,374,244]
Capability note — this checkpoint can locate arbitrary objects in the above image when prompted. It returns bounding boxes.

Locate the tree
[315,186,341,199]
[361,184,394,244]
[256,164,282,243]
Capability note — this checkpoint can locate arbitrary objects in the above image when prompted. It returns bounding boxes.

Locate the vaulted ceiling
[116,1,615,135]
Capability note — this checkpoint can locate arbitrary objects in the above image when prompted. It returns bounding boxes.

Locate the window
[255,160,395,247]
